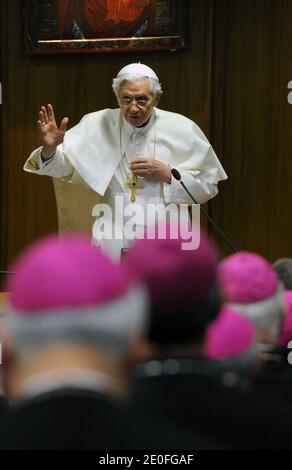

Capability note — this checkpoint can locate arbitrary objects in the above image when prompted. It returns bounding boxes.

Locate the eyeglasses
[119,96,151,107]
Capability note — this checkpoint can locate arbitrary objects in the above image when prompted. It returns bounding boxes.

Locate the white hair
[112,72,162,97]
[228,284,285,345]
[5,285,149,363]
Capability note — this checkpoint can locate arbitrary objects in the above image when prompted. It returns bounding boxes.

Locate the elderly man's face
[117,78,161,127]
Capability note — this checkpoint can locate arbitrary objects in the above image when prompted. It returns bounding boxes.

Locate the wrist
[41,147,57,161]
[164,174,172,184]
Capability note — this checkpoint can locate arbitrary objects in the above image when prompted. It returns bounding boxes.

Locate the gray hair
[5,285,149,363]
[228,284,285,345]
[273,258,292,290]
[112,72,162,97]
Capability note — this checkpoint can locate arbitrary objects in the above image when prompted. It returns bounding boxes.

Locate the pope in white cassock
[24,63,227,260]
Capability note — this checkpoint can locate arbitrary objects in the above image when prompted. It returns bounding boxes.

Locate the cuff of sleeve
[163,176,192,204]
[39,151,56,168]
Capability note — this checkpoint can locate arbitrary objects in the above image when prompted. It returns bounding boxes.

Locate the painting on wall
[24,0,191,55]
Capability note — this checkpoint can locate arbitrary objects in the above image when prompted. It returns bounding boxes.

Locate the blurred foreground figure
[273,258,292,352]
[219,252,285,348]
[204,305,259,387]
[0,319,10,416]
[273,257,292,290]
[278,291,292,350]
[123,229,292,449]
[1,235,147,450]
[218,251,292,403]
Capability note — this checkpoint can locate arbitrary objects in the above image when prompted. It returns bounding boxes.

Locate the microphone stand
[0,271,18,275]
[171,169,237,253]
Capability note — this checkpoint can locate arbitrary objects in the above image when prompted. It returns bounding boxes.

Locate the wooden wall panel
[0,0,213,269]
[211,0,292,260]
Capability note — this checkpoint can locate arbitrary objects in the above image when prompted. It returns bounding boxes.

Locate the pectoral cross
[124,174,144,202]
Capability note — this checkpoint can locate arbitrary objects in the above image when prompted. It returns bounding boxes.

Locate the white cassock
[24,107,227,260]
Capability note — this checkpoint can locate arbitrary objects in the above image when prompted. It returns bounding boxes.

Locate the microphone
[171,168,237,253]
[0,271,18,275]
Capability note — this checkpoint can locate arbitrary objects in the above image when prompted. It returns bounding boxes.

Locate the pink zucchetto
[123,224,217,307]
[278,291,292,347]
[122,224,220,344]
[7,234,130,314]
[218,251,279,303]
[205,306,256,360]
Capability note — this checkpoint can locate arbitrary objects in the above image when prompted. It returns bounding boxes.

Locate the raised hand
[37,104,68,159]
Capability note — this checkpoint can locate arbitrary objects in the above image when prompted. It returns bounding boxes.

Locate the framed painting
[24,0,191,55]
